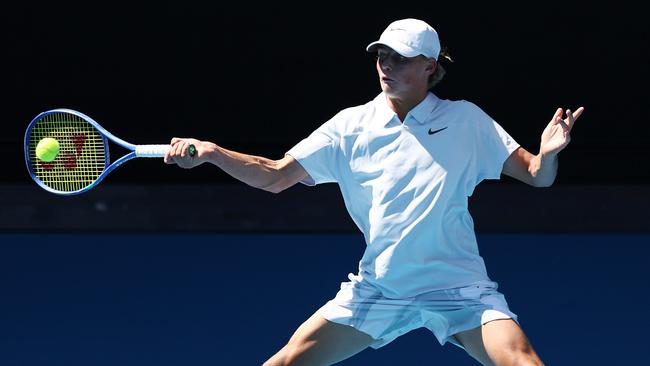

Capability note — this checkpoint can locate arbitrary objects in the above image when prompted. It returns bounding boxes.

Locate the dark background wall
[3,2,648,188]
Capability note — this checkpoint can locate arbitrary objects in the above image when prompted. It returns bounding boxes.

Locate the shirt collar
[373,92,439,126]
[373,92,396,126]
[408,92,439,125]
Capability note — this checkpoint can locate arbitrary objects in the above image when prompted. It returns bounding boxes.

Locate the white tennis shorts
[319,273,518,349]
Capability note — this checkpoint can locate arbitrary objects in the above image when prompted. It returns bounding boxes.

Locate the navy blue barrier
[0,233,647,365]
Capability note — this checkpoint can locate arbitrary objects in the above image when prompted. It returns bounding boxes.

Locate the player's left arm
[502,107,584,187]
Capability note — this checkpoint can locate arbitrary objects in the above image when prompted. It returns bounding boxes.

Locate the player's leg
[262,308,376,366]
[452,319,544,366]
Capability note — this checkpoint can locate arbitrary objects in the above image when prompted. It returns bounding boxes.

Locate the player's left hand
[539,107,584,156]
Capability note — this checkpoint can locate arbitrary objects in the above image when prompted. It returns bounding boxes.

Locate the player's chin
[380,82,399,96]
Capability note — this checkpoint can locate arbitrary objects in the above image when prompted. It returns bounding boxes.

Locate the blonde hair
[428,47,453,89]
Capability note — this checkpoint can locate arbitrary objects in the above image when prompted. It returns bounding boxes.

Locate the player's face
[374,47,435,99]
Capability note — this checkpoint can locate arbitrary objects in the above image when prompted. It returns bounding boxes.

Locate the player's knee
[495,349,544,366]
[262,344,323,366]
[283,345,321,366]
[518,346,544,366]
[261,354,287,366]
[261,346,285,366]
[512,357,544,366]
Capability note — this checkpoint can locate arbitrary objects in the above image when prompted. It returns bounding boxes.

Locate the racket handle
[135,144,197,158]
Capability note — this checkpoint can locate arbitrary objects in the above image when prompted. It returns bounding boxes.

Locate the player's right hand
[164,137,204,169]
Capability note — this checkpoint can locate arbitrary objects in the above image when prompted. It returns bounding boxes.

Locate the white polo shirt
[287,92,520,299]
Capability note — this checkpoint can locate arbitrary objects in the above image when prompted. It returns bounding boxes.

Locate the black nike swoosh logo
[428,127,447,135]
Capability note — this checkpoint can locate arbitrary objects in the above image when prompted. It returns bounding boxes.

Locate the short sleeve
[286,117,342,186]
[471,104,520,181]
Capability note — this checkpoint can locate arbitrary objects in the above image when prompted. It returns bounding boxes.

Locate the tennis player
[165,18,583,366]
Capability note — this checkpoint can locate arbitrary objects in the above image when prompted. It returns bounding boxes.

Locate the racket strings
[29,112,106,192]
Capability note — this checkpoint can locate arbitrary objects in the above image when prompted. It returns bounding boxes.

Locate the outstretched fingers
[566,106,584,131]
[551,108,569,131]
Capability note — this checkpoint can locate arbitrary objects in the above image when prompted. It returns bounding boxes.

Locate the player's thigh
[452,325,494,366]
[453,319,543,366]
[263,309,376,366]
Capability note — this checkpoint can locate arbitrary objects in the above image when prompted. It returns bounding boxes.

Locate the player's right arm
[164,137,308,193]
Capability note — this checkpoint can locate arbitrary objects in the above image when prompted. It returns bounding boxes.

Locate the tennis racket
[24,108,195,195]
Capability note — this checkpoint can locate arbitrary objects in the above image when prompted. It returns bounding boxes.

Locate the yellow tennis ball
[35,137,60,162]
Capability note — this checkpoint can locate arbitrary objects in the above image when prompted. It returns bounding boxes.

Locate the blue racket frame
[25,108,140,196]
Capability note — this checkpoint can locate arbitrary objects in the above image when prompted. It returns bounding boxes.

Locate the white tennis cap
[366,18,441,60]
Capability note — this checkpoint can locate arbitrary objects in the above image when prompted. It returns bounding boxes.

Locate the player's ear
[424,58,438,75]
[425,58,436,74]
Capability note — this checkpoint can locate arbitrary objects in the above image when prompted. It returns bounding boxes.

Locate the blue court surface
[0,233,647,365]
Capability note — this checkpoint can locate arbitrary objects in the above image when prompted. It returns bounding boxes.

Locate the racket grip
[135,145,170,157]
[135,144,197,158]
